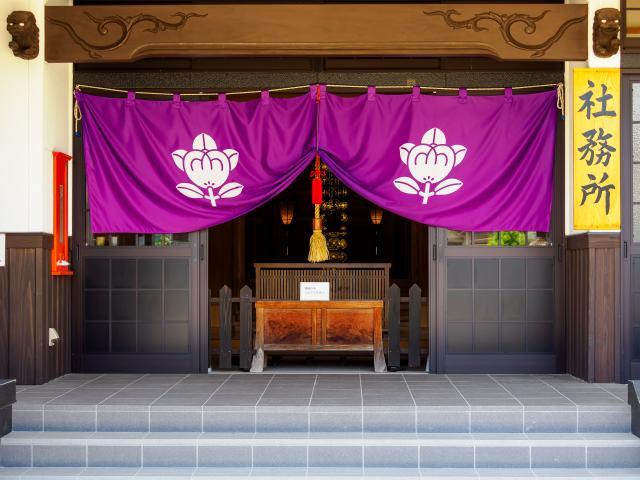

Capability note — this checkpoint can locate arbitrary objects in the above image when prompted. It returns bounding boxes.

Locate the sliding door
[72,133,209,373]
[622,75,640,381]
[429,118,564,374]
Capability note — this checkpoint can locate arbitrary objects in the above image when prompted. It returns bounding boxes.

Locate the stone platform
[1,374,638,479]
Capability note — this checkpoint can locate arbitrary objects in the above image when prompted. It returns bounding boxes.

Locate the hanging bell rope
[308,87,329,263]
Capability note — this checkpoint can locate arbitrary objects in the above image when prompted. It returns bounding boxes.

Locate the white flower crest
[172,133,244,207]
[393,127,466,204]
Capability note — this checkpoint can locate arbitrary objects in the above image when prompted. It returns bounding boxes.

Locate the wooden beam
[45,4,588,63]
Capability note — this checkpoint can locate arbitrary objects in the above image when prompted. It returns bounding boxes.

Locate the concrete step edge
[2,466,640,479]
[2,432,640,446]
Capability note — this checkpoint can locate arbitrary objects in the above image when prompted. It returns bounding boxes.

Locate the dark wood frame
[622,73,639,381]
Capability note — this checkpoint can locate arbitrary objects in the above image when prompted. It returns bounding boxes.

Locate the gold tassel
[308,205,329,262]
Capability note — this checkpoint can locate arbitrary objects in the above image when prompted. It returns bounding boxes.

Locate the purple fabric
[77,85,557,234]
[320,87,558,231]
[76,88,317,233]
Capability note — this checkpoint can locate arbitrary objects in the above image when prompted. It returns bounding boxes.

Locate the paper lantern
[370,206,384,225]
[279,202,295,225]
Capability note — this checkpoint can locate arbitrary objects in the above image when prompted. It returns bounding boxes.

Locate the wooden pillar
[0,234,71,384]
[565,233,620,383]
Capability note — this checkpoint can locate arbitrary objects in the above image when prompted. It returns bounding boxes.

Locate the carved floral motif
[47,11,207,59]
[424,9,586,58]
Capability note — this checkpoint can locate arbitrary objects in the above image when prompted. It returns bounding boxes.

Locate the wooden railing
[210,282,426,371]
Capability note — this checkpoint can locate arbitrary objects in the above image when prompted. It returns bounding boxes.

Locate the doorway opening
[207,163,430,371]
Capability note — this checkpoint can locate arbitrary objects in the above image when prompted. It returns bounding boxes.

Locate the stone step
[11,403,632,434]
[2,466,640,479]
[2,432,640,470]
[2,467,640,479]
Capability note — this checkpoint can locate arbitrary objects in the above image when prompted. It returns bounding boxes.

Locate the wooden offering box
[251,300,386,372]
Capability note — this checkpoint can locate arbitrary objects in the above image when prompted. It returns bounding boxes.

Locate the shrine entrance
[207,167,430,371]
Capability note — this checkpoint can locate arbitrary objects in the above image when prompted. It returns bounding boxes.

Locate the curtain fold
[77,85,558,234]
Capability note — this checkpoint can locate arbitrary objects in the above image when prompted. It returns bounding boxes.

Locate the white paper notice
[299,282,330,301]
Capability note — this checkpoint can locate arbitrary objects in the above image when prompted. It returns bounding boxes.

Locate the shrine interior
[208,165,430,369]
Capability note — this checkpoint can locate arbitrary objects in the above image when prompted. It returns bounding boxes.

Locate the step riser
[12,408,632,434]
[2,443,640,469]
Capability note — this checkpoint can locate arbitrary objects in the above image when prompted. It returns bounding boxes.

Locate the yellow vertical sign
[573,68,620,230]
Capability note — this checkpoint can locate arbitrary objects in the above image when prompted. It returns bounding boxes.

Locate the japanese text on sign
[573,68,620,230]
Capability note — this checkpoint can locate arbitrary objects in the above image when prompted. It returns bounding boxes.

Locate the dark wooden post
[408,284,422,369]
[566,234,620,382]
[387,283,401,371]
[218,285,232,369]
[239,285,253,371]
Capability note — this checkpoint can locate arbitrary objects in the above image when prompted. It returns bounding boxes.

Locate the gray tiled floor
[15,374,628,408]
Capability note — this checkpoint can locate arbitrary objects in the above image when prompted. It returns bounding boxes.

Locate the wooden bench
[250,300,386,373]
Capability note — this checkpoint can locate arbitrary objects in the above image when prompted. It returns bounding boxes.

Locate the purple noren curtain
[77,85,558,234]
[320,86,558,232]
[76,88,318,233]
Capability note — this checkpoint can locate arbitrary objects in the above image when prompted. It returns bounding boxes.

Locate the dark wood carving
[424,9,586,58]
[593,8,620,58]
[7,11,39,60]
[47,11,207,59]
[44,4,588,63]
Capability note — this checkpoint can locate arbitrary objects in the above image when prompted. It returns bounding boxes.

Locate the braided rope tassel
[308,157,329,262]
[308,86,329,263]
[557,82,565,119]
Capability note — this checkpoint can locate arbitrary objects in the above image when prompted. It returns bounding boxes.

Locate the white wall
[565,0,621,235]
[0,0,72,234]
